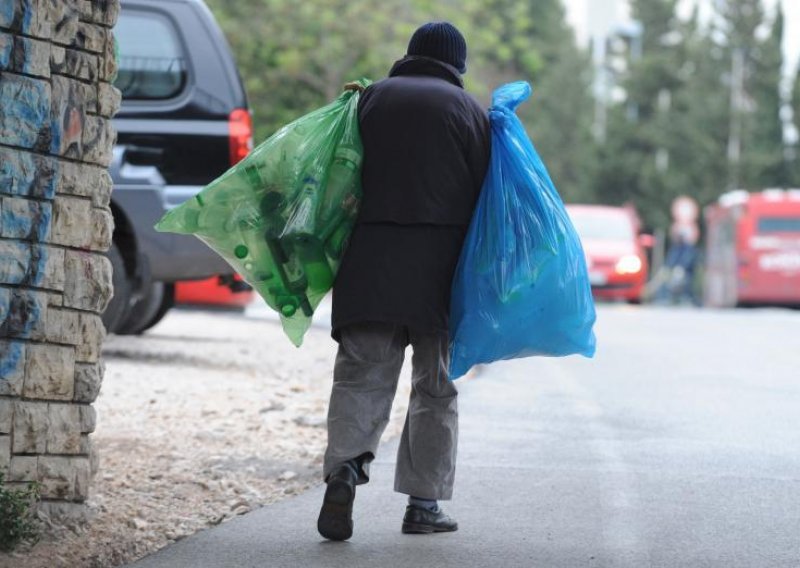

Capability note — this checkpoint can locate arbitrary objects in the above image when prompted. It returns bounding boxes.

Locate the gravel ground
[3,307,411,568]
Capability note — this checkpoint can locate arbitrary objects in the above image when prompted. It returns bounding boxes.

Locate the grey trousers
[323,322,458,500]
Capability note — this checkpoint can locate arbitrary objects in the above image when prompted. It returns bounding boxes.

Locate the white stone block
[73,361,104,403]
[0,398,12,433]
[63,251,113,313]
[47,404,81,454]
[24,343,75,400]
[12,401,49,454]
[0,435,10,473]
[9,456,38,482]
[75,314,105,363]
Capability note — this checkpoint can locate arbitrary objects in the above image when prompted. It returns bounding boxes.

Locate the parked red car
[566,205,650,303]
[176,275,254,309]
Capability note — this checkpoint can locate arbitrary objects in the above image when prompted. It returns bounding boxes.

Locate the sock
[409,496,440,513]
[344,458,360,476]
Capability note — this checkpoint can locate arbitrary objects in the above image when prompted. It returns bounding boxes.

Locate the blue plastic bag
[449,82,597,379]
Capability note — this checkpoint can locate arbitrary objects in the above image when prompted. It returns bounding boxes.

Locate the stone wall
[0,0,120,521]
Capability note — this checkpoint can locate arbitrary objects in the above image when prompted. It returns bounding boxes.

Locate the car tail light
[229,109,253,166]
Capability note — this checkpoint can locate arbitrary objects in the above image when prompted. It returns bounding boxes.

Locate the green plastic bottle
[233,218,273,279]
[153,78,372,346]
[284,235,334,295]
[321,145,361,223]
[279,162,334,298]
[324,220,352,260]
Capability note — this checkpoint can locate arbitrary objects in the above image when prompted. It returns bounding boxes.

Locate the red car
[176,275,254,309]
[566,205,650,303]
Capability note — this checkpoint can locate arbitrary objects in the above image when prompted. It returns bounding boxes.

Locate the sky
[564,0,800,75]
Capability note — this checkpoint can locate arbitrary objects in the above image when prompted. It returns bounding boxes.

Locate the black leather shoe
[401,505,458,534]
[317,464,358,541]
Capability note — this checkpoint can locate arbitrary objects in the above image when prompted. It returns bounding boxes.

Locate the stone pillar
[0,0,120,521]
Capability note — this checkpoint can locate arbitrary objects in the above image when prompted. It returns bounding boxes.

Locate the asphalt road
[132,305,800,568]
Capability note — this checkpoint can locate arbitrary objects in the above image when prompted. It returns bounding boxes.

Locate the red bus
[704,189,800,307]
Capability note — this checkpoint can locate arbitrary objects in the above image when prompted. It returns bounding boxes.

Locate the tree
[448,0,597,201]
[594,0,792,229]
[668,7,730,207]
[206,0,413,141]
[517,0,597,203]
[594,0,691,228]
[791,65,800,185]
[207,0,597,202]
[717,0,787,189]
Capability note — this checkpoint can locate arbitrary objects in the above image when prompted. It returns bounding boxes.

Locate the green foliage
[722,0,788,188]
[514,0,597,203]
[0,473,41,552]
[204,0,597,201]
[792,65,800,185]
[206,0,422,141]
[595,0,693,228]
[598,0,793,228]
[203,0,795,229]
[794,65,800,130]
[669,17,730,208]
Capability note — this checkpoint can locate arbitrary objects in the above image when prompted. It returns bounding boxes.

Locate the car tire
[116,282,167,336]
[102,242,132,334]
[140,283,176,333]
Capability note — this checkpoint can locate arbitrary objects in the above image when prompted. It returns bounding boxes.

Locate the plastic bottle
[287,235,333,295]
[271,123,308,204]
[320,144,361,227]
[279,161,333,300]
[266,236,309,303]
[240,140,295,199]
[177,207,201,233]
[324,220,352,260]
[241,162,265,192]
[233,218,276,281]
[283,174,323,238]
[194,194,227,234]
[274,294,299,317]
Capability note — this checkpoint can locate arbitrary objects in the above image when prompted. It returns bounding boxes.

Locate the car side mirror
[638,234,655,248]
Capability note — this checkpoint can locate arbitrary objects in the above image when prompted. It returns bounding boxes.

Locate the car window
[757,216,800,234]
[568,211,635,241]
[114,10,187,100]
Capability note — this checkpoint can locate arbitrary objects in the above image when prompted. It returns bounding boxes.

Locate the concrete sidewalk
[131,362,585,568]
[131,307,800,567]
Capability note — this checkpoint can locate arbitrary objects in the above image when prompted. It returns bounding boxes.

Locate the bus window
[757,217,800,233]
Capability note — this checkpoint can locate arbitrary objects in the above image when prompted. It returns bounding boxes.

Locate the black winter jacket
[331,56,491,338]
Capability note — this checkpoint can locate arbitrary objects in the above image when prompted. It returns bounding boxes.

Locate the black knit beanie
[407,22,467,74]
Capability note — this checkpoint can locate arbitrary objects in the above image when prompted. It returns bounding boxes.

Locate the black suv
[106,0,251,333]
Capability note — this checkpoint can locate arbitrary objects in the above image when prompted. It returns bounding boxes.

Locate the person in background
[316,22,491,541]
[659,223,700,305]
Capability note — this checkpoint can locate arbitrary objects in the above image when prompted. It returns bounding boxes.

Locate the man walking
[317,22,491,541]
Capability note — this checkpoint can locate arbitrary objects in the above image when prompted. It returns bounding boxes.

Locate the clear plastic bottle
[320,145,361,228]
[283,173,322,238]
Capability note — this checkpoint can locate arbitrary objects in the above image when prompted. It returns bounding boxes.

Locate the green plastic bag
[155,79,371,346]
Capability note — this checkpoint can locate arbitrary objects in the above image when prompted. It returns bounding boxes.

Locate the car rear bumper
[113,184,233,282]
[176,276,254,307]
[589,271,646,301]
[592,282,643,301]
